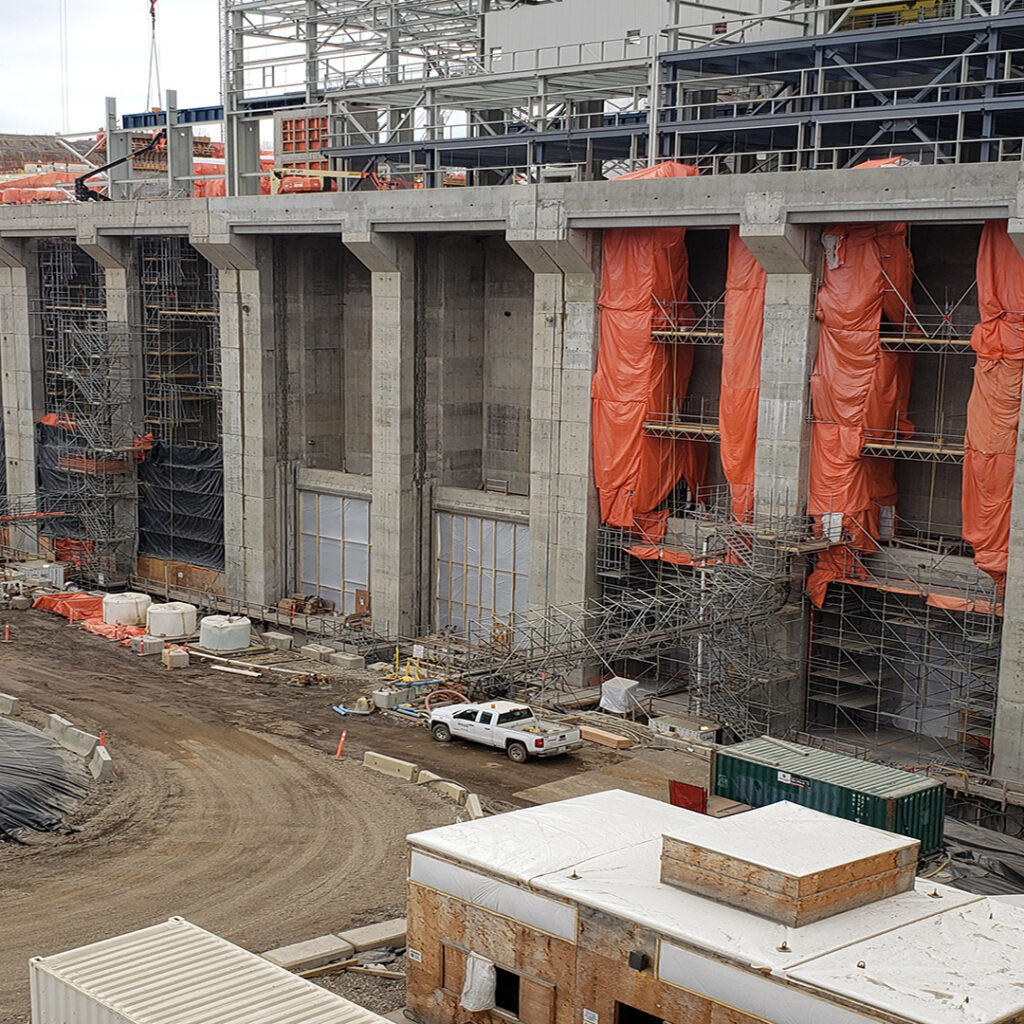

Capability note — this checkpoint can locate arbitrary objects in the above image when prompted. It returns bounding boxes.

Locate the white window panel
[297,491,371,615]
[435,512,529,638]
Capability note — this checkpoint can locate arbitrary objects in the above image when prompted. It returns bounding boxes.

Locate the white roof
[407,789,703,883]
[31,917,393,1024]
[408,790,1024,1024]
[672,800,917,875]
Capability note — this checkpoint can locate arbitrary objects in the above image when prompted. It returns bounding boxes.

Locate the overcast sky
[0,1,220,136]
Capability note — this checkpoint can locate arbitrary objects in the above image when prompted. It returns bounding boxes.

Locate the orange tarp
[592,162,705,538]
[720,228,765,521]
[806,222,917,606]
[32,592,104,622]
[81,618,146,640]
[962,220,1024,587]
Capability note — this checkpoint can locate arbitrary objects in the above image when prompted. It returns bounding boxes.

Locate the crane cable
[145,0,162,111]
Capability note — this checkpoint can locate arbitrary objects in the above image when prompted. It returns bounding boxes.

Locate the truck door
[449,708,480,739]
[475,711,496,746]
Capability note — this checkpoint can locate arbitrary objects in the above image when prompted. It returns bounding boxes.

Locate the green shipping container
[713,736,945,856]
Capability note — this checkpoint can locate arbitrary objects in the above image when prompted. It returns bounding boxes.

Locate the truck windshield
[496,708,533,725]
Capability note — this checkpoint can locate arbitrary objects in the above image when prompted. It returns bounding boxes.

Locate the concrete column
[0,237,41,552]
[740,201,820,739]
[342,229,420,635]
[507,198,600,615]
[191,231,281,605]
[740,201,820,522]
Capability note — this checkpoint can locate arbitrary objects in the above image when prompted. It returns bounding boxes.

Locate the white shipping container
[31,917,394,1024]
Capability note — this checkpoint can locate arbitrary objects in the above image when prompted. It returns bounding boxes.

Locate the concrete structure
[4,163,1024,781]
[405,791,1024,1024]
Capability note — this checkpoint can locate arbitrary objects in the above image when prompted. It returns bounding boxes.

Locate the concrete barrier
[89,745,115,781]
[464,792,485,819]
[337,917,407,952]
[45,714,73,744]
[363,751,420,781]
[415,769,468,806]
[262,934,354,971]
[60,726,100,758]
[0,693,20,715]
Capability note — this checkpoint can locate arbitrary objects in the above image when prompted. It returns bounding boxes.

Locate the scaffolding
[36,240,136,584]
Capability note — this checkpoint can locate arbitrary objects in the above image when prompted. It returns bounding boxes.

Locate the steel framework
[35,240,136,584]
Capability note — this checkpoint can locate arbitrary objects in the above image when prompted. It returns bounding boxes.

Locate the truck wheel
[431,723,452,743]
[506,741,528,763]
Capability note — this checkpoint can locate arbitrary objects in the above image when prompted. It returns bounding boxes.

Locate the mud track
[0,611,614,1022]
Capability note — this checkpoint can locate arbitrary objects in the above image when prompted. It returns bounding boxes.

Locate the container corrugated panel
[31,917,391,1024]
[712,736,944,855]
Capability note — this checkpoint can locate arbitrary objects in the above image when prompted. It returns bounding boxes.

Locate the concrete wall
[275,236,372,474]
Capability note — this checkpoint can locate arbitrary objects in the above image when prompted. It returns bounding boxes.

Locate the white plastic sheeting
[410,851,577,941]
[459,953,497,1011]
[599,676,640,714]
[408,790,700,884]
[657,941,879,1024]
[299,491,370,616]
[434,512,528,638]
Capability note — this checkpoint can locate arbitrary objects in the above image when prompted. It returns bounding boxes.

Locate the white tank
[145,601,198,639]
[198,614,252,653]
[102,591,152,626]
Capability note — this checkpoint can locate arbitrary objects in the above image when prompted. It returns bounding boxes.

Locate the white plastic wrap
[298,491,371,615]
[459,953,496,1011]
[599,676,640,714]
[410,851,577,941]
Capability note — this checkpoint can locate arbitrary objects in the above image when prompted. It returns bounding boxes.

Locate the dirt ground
[0,609,621,1022]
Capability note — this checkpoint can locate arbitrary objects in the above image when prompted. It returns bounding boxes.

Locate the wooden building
[406,791,1024,1024]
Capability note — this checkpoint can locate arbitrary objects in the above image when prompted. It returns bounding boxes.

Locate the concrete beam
[740,193,815,275]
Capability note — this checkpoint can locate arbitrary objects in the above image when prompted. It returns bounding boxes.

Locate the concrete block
[337,918,407,953]
[363,750,419,781]
[131,635,164,655]
[61,726,100,758]
[262,631,293,651]
[416,769,468,806]
[328,651,366,671]
[163,648,190,669]
[300,642,334,662]
[89,745,115,781]
[9,595,31,610]
[0,692,20,715]
[45,714,72,743]
[465,792,485,819]
[262,934,355,972]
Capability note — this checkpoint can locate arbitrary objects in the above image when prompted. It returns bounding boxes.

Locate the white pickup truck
[429,701,583,763]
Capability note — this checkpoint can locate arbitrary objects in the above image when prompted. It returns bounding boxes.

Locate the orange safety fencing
[720,228,766,522]
[962,220,1024,589]
[591,162,704,542]
[806,221,917,607]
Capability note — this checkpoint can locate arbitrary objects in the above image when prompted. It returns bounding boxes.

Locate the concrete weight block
[90,745,115,781]
[261,631,293,651]
[300,642,334,662]
[328,651,365,671]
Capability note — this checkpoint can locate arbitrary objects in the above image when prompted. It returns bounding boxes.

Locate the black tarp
[137,441,224,569]
[36,422,87,537]
[0,719,89,842]
[943,817,1024,895]
[0,410,6,498]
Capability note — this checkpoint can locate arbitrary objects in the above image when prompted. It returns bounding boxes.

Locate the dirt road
[0,611,615,1022]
